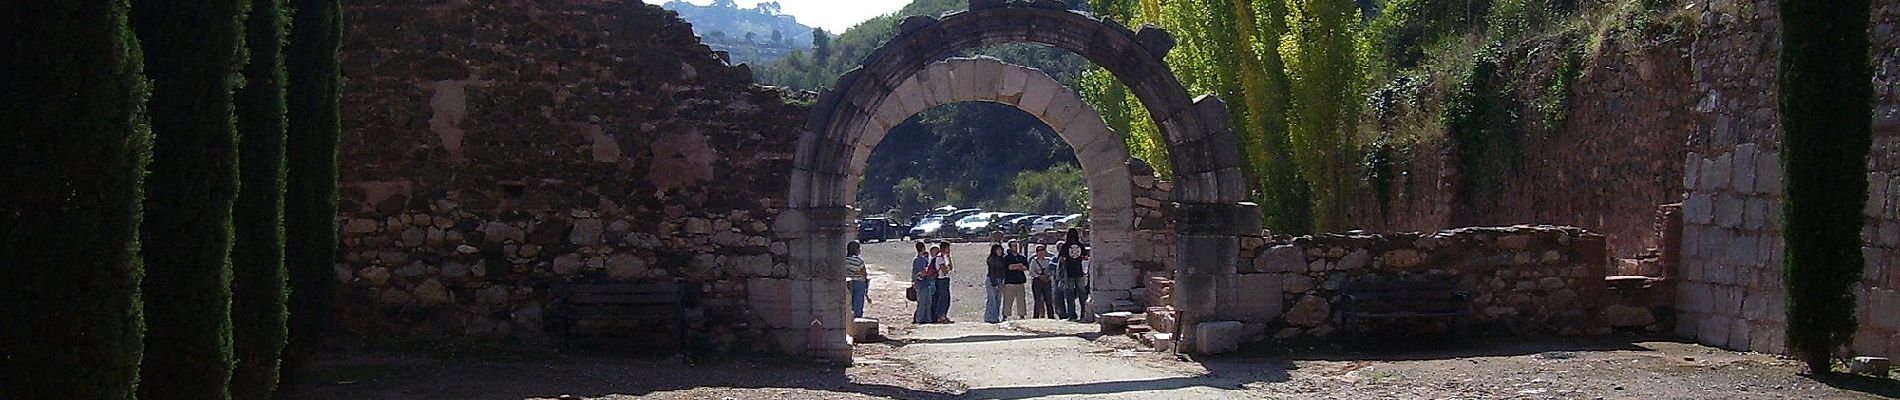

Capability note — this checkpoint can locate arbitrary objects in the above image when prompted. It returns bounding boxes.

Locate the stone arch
[841,57,1139,280]
[775,0,1260,359]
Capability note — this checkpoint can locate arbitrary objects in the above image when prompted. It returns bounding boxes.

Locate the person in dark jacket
[912,241,937,324]
[1003,240,1030,320]
[1029,243,1055,318]
[982,244,1007,323]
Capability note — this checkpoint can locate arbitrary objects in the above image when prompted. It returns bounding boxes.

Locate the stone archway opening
[772,0,1260,360]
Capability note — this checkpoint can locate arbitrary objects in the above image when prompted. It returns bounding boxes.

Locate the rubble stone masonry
[333,1,804,352]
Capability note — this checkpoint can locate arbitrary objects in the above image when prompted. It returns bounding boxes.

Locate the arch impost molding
[1173,202,1263,236]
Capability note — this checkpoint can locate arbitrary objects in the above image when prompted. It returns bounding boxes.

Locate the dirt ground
[282,241,1900,399]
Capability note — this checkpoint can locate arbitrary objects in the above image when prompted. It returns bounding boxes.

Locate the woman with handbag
[911,241,937,324]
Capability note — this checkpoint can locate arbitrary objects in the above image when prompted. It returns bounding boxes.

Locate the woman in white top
[845,241,868,318]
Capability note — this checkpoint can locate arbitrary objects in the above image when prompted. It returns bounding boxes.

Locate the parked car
[999,214,1044,235]
[858,217,902,242]
[954,212,1007,237]
[1033,214,1083,233]
[908,217,949,239]
[986,213,1029,234]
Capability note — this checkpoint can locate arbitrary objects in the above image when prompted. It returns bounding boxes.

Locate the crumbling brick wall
[332,0,804,352]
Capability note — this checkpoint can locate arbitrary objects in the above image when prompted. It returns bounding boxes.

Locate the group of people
[902,228,1091,324]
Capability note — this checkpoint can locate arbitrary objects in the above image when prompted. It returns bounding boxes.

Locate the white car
[1034,214,1083,233]
[908,217,948,238]
[954,212,1007,237]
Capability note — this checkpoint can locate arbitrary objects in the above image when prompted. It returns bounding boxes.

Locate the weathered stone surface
[415,279,452,306]
[1263,245,1304,273]
[1196,321,1246,355]
[1285,295,1330,327]
[1602,304,1657,328]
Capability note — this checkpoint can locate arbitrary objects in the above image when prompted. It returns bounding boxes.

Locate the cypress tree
[131,0,250,397]
[1778,0,1873,374]
[231,0,292,396]
[280,0,343,390]
[0,2,152,398]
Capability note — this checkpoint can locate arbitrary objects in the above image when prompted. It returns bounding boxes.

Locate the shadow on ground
[280,350,958,400]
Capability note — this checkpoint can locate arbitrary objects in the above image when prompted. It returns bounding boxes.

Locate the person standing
[1003,241,1030,320]
[1029,243,1055,319]
[846,241,869,319]
[1057,241,1088,320]
[982,244,1008,323]
[912,242,937,324]
[931,242,954,323]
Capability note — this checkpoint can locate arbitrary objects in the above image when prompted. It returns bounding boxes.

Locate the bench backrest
[1342,280,1464,313]
[554,283,686,307]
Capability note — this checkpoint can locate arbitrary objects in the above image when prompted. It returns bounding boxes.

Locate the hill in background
[661,0,814,66]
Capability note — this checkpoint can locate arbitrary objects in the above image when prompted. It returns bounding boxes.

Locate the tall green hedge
[280,0,343,390]
[1778,0,1873,374]
[131,0,250,397]
[0,2,152,398]
[231,0,291,396]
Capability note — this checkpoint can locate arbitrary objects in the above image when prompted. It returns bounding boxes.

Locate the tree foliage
[1084,0,1317,233]
[231,0,291,396]
[281,0,344,390]
[1777,0,1872,374]
[0,2,152,398]
[131,0,250,396]
[1281,0,1363,231]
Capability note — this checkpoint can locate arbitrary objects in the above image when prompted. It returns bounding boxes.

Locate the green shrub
[131,0,249,397]
[1778,0,1872,374]
[231,0,291,396]
[0,2,152,398]
[280,0,344,389]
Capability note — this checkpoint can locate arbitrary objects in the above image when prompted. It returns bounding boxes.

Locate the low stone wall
[1222,226,1615,343]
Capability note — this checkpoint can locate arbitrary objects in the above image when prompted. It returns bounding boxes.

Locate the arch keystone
[1134,26,1176,59]
[897,15,940,35]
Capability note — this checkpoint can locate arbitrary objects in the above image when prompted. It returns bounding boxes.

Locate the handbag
[906,286,918,301]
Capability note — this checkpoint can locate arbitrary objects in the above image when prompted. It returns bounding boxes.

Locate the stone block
[849,318,882,343]
[1175,236,1238,276]
[1224,273,1284,323]
[1727,319,1752,353]
[1675,311,1703,339]
[1871,288,1900,330]
[1867,172,1890,218]
[1195,321,1246,355]
[1850,357,1891,378]
[1756,151,1782,194]
[1684,152,1701,189]
[1715,194,1744,228]
[1732,143,1758,192]
[1706,151,1732,192]
[1700,315,1733,348]
[1285,295,1330,327]
[1016,71,1060,116]
[1710,284,1742,315]
[1678,282,1713,314]
[1685,192,1714,225]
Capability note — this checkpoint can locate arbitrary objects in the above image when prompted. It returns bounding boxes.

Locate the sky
[644,0,912,33]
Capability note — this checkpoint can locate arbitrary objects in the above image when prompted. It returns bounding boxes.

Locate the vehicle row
[902,208,1083,239]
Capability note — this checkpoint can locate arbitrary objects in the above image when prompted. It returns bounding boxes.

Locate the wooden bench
[546,282,692,350]
[1338,279,1468,342]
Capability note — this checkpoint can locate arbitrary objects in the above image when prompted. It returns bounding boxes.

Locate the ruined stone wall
[1671,0,1900,359]
[1214,226,1614,344]
[332,1,804,352]
[1349,28,1699,258]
